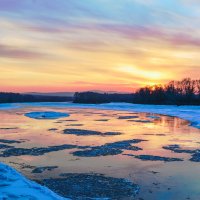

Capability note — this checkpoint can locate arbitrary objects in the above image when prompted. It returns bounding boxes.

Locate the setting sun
[0,0,200,93]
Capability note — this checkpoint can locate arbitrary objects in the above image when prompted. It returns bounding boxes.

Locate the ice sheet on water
[25,111,69,119]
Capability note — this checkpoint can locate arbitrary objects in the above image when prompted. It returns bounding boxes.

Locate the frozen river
[0,104,200,199]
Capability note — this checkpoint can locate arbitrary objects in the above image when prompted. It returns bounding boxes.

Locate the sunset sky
[0,0,200,93]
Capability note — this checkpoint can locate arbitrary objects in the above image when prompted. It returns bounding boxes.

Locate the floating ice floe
[25,111,69,119]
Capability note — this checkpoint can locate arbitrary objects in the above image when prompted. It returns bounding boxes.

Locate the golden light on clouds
[0,0,199,92]
[117,65,166,80]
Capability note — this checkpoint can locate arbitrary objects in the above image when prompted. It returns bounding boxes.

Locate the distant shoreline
[0,92,73,104]
[0,102,199,129]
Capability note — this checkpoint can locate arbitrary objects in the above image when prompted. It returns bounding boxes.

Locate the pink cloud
[0,44,47,59]
[169,34,200,47]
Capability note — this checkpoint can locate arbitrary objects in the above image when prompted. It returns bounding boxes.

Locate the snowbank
[0,162,68,200]
[95,103,200,129]
[0,102,199,129]
[0,103,20,110]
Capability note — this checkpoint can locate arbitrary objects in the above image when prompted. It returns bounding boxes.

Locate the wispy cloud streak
[0,0,199,92]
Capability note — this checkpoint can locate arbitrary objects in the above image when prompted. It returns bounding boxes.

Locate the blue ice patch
[25,111,69,119]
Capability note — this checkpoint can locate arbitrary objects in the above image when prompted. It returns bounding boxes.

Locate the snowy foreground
[0,162,68,200]
[0,102,200,129]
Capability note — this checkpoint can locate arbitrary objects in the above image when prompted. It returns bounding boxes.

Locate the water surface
[0,107,200,199]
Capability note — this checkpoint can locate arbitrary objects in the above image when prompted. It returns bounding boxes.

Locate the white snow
[0,103,20,110]
[0,162,69,200]
[0,102,199,129]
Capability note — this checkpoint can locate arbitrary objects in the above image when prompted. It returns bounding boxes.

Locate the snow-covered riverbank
[0,102,199,129]
[0,162,68,200]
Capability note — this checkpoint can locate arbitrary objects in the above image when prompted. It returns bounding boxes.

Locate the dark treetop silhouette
[0,93,72,103]
[73,78,200,105]
[0,78,199,105]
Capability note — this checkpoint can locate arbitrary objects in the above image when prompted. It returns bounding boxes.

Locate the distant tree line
[73,92,134,104]
[1,78,199,105]
[134,78,200,105]
[73,78,200,105]
[0,92,73,103]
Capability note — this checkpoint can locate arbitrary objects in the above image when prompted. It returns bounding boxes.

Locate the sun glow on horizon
[0,0,199,93]
[117,65,166,80]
